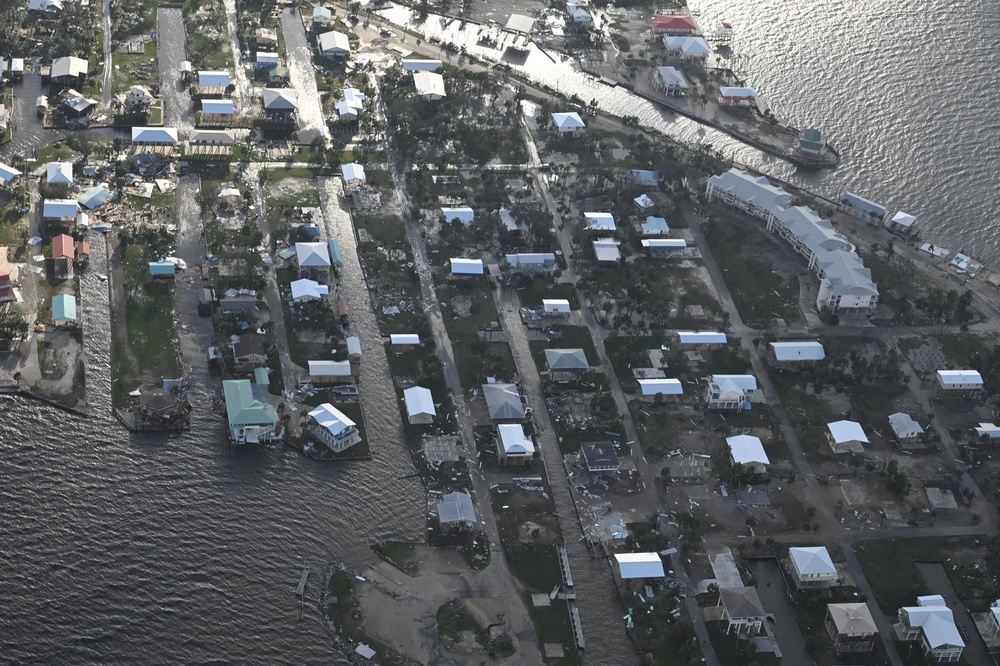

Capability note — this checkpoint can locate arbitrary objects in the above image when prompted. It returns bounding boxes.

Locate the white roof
[614,552,665,579]
[593,239,621,262]
[506,253,556,267]
[390,334,421,345]
[263,88,297,110]
[30,0,64,11]
[498,423,534,454]
[642,238,687,249]
[975,423,1000,439]
[892,211,917,228]
[678,331,726,344]
[888,412,924,439]
[727,435,769,465]
[51,56,87,78]
[46,162,73,184]
[584,211,615,231]
[437,491,476,524]
[639,378,683,396]
[505,13,535,33]
[341,162,366,182]
[789,546,835,576]
[43,199,79,218]
[937,369,983,386]
[441,206,474,223]
[256,51,279,65]
[318,30,351,54]
[198,70,231,88]
[402,59,443,72]
[403,386,436,418]
[902,602,964,650]
[346,336,362,356]
[0,163,22,183]
[542,299,571,312]
[827,603,878,635]
[308,403,356,437]
[545,348,589,370]
[295,242,331,267]
[552,112,585,129]
[710,375,757,400]
[335,100,360,118]
[827,420,868,444]
[450,258,484,275]
[413,71,446,97]
[655,66,689,89]
[769,341,825,361]
[290,278,329,301]
[663,36,711,55]
[308,360,352,377]
[201,99,235,115]
[132,127,179,144]
[707,168,793,212]
[719,86,758,99]
[189,129,235,144]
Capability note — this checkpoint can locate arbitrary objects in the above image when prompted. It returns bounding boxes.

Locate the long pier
[557,543,586,650]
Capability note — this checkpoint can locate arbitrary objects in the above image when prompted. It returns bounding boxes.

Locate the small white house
[131,127,179,145]
[402,59,443,72]
[450,258,484,276]
[403,386,436,425]
[542,299,572,315]
[198,70,231,90]
[663,36,712,61]
[46,162,74,185]
[413,71,446,99]
[827,420,868,452]
[593,239,621,264]
[936,370,983,393]
[496,423,535,465]
[897,596,965,663]
[769,340,825,363]
[789,546,837,587]
[317,30,351,57]
[583,212,615,232]
[641,238,687,257]
[307,360,354,385]
[307,403,361,453]
[677,331,726,346]
[726,434,769,473]
[639,378,683,399]
[390,334,421,346]
[441,207,475,224]
[290,278,329,302]
[975,423,1000,440]
[888,413,924,442]
[706,375,757,410]
[613,552,664,587]
[651,66,690,95]
[201,99,235,116]
[551,112,585,132]
[341,162,366,185]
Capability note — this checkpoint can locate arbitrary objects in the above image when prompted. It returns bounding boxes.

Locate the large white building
[896,595,965,662]
[706,168,878,314]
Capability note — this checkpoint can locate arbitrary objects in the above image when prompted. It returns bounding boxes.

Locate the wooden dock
[556,544,585,650]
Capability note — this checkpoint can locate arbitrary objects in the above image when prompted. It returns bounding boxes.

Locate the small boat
[296,564,310,597]
[95,273,108,282]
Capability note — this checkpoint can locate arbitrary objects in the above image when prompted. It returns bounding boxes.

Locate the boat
[296,563,310,597]
[95,273,108,282]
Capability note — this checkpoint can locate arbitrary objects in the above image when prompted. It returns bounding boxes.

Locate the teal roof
[77,185,113,210]
[52,293,77,321]
[641,216,670,234]
[149,261,176,275]
[223,380,278,426]
[328,238,343,266]
[254,367,270,385]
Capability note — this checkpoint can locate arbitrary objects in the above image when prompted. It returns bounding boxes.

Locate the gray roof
[437,491,476,524]
[707,168,792,212]
[720,586,766,619]
[544,348,589,370]
[483,383,525,420]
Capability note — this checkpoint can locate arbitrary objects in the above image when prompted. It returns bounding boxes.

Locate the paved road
[101,0,112,107]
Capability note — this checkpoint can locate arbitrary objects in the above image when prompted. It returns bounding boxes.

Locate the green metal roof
[253,367,270,385]
[223,380,277,426]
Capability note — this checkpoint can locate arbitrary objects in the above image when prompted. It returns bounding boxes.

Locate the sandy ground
[357,548,533,665]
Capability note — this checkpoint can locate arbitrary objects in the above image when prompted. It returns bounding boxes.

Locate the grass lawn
[529,325,600,369]
[707,621,779,665]
[853,536,989,614]
[262,166,323,186]
[515,279,579,310]
[36,142,77,163]
[703,220,802,326]
[112,49,158,92]
[124,282,181,379]
[372,540,419,576]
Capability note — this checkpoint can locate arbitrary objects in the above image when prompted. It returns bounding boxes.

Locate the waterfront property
[788,546,837,587]
[46,161,73,184]
[317,30,351,58]
[650,14,698,35]
[294,242,331,278]
[551,112,586,133]
[262,89,298,123]
[307,403,361,453]
[437,491,477,532]
[706,374,757,410]
[413,71,446,99]
[841,191,887,223]
[827,420,868,453]
[613,552,665,590]
[726,434,769,473]
[651,66,690,96]
[662,36,711,62]
[403,386,436,425]
[52,293,77,326]
[496,423,535,465]
[719,586,766,636]
[482,383,525,422]
[826,602,878,653]
[0,163,21,185]
[718,87,757,108]
[706,168,879,314]
[132,127,179,147]
[222,379,278,444]
[307,360,354,386]
[895,595,965,662]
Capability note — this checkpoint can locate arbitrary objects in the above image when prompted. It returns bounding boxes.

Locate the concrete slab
[882,501,902,521]
[705,545,743,588]
[925,487,958,509]
[531,594,551,607]
[673,458,709,479]
[423,435,461,462]
[840,479,869,505]
[543,643,565,658]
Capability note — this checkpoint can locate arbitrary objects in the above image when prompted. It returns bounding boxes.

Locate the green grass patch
[372,540,419,576]
[514,279,579,310]
[707,621,779,665]
[529,324,600,368]
[703,219,802,326]
[262,166,322,185]
[854,536,988,614]
[112,48,158,92]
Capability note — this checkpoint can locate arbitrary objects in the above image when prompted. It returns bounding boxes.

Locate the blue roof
[328,238,343,266]
[77,185,112,210]
[842,192,887,218]
[254,367,270,385]
[149,261,176,275]
[52,293,77,321]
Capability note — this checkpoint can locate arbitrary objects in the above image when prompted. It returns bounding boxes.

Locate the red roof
[52,234,74,260]
[0,273,10,288]
[0,273,12,301]
[77,241,90,257]
[651,15,698,31]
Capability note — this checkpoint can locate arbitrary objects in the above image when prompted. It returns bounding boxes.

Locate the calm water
[2,0,997,662]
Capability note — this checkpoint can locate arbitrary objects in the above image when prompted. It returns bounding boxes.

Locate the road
[101,0,112,107]
[221,0,252,110]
